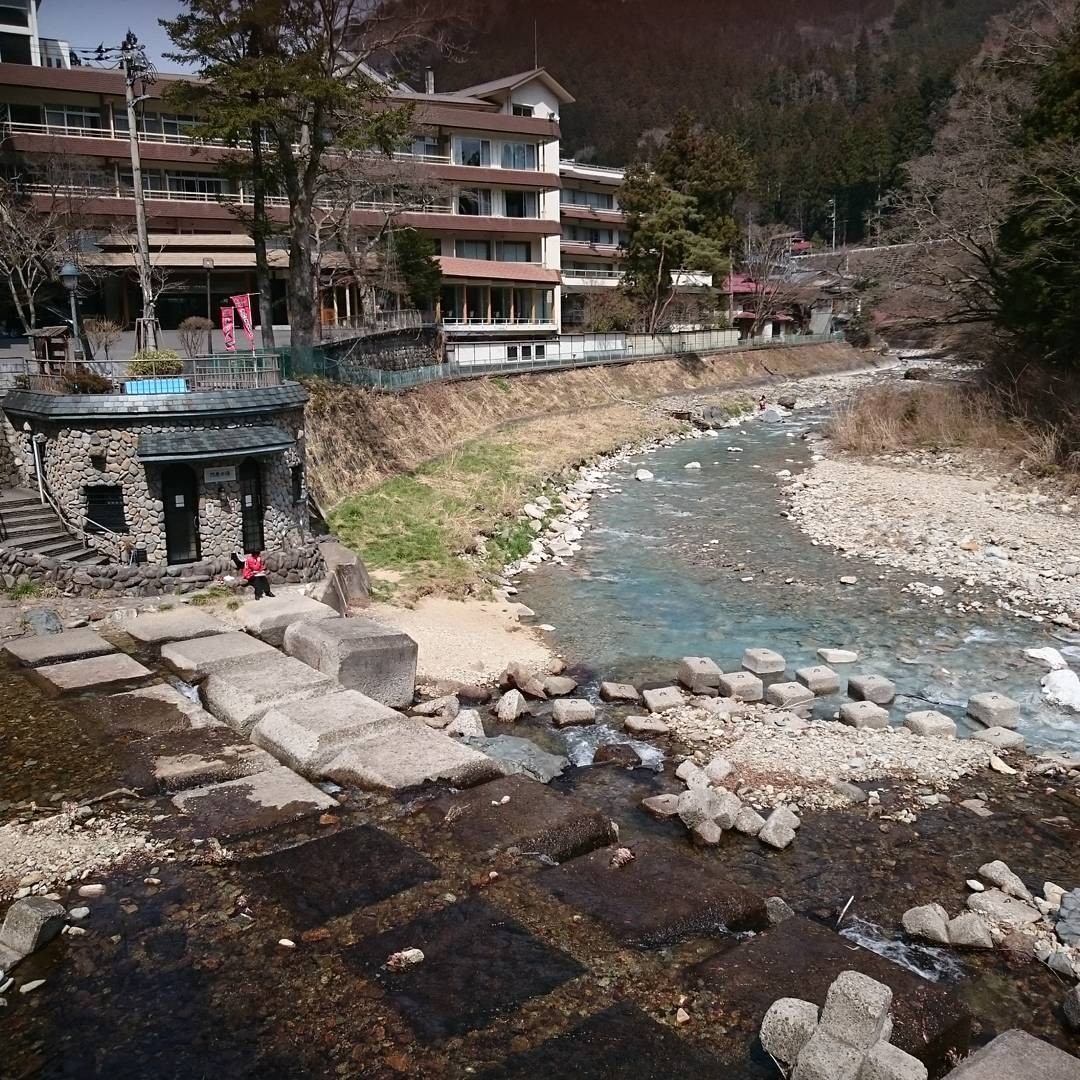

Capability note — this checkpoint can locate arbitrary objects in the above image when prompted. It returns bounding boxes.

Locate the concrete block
[941,1029,1080,1079]
[106,683,222,733]
[324,721,504,790]
[625,715,670,736]
[759,807,798,849]
[767,681,816,709]
[600,681,641,703]
[760,997,819,1066]
[848,673,896,705]
[819,970,893,1051]
[793,1028,865,1080]
[153,744,277,792]
[966,692,1020,729]
[283,616,416,708]
[496,689,528,721]
[903,711,956,739]
[160,632,277,682]
[122,607,227,646]
[237,594,339,648]
[860,1041,929,1080]
[314,539,370,613]
[642,686,685,713]
[0,896,66,968]
[2,628,115,668]
[551,698,597,727]
[734,806,766,835]
[201,655,336,735]
[717,671,764,702]
[970,726,1025,751]
[818,648,858,664]
[677,656,721,692]
[743,647,786,675]
[796,665,841,695]
[29,653,154,697]
[251,689,406,775]
[840,701,890,730]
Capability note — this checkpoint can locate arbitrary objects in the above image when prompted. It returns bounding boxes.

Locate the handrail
[23,356,283,395]
[35,469,125,562]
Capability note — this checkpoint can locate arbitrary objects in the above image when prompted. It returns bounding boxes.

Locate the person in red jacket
[231,550,274,599]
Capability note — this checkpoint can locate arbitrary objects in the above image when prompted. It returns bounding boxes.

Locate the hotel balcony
[561,268,713,291]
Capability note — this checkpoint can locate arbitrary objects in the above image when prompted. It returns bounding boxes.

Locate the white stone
[1025,647,1068,670]
[642,686,686,713]
[677,656,722,692]
[966,691,1020,729]
[978,860,1033,903]
[634,469,654,481]
[496,689,528,721]
[1041,669,1080,713]
[901,903,950,944]
[818,648,858,664]
[903,711,956,739]
[717,671,764,702]
[839,701,890,730]
[760,997,819,1066]
[796,665,841,695]
[742,647,786,675]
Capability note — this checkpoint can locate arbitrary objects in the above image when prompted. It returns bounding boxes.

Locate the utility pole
[119,32,159,351]
[829,197,837,252]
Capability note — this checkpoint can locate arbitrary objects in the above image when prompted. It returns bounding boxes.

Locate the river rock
[445,709,485,739]
[675,759,709,788]
[901,903,950,945]
[903,711,956,739]
[0,896,66,967]
[847,673,896,705]
[978,860,1033,903]
[543,675,578,697]
[832,780,868,803]
[495,689,528,721]
[704,754,734,783]
[600,681,641,704]
[502,662,548,699]
[734,806,765,836]
[551,699,596,727]
[860,1041,928,1080]
[642,686,685,713]
[1056,889,1080,946]
[1025,646,1068,670]
[625,715,670,736]
[760,997,819,1065]
[970,726,1025,751]
[677,787,742,830]
[465,735,568,783]
[634,469,654,481]
[641,793,681,819]
[966,691,1020,729]
[593,743,642,768]
[1041,668,1080,712]
[692,819,724,846]
[25,607,63,635]
[1064,986,1080,1031]
[742,647,786,675]
[947,912,994,949]
[412,694,459,719]
[967,888,1041,929]
[678,656,722,692]
[758,807,797,850]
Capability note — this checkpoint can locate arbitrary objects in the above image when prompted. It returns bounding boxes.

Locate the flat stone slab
[2,628,115,668]
[541,839,767,947]
[29,653,155,697]
[436,774,618,863]
[943,1030,1080,1079]
[599,681,641,704]
[693,916,970,1072]
[122,607,228,647]
[283,615,416,708]
[172,765,337,840]
[239,825,439,930]
[97,683,222,736]
[236,595,339,648]
[344,897,584,1043]
[476,1002,723,1078]
[325,720,503,791]
[251,689,406,776]
[160,632,278,682]
[201,655,337,735]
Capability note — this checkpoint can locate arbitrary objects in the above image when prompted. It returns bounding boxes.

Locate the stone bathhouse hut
[0,360,324,595]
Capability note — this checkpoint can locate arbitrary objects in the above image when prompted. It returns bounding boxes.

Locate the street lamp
[59,261,82,361]
[202,256,214,354]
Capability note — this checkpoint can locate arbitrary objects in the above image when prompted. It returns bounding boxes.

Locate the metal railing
[23,354,283,395]
[320,311,431,338]
[442,316,557,328]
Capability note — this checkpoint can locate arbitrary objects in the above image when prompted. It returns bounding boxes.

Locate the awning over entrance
[137,425,295,463]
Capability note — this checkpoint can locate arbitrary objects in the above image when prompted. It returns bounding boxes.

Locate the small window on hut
[84,485,128,533]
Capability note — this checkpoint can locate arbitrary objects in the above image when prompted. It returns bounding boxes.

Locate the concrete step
[31,537,90,558]
[0,506,61,526]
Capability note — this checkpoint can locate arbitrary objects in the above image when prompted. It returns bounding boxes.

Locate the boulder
[734,806,766,836]
[819,970,893,1051]
[833,780,868,804]
[677,656,722,692]
[642,686,686,713]
[717,671,764,702]
[966,692,1020,729]
[641,793,681,819]
[760,997,819,1065]
[839,701,890,730]
[464,735,567,783]
[411,694,459,719]
[593,743,642,768]
[946,912,994,950]
[551,698,597,727]
[796,665,841,695]
[675,759,709,788]
[941,1029,1080,1079]
[24,607,63,635]
[901,903,950,945]
[283,616,417,709]
[543,675,578,697]
[977,860,1033,903]
[766,895,795,924]
[847,673,896,705]
[759,807,798,849]
[967,889,1041,930]
[704,754,734,784]
[501,662,548,699]
[677,787,741,830]
[445,709,485,739]
[495,689,528,721]
[0,896,66,968]
[1057,889,1080,946]
[742,647,786,675]
[903,711,956,739]
[600,681,641,704]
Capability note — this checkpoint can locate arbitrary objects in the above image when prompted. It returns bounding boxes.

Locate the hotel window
[496,240,530,262]
[455,137,491,167]
[511,103,534,117]
[165,171,227,197]
[563,188,614,210]
[0,4,30,27]
[504,190,538,218]
[455,239,491,260]
[44,103,101,132]
[411,135,443,158]
[142,113,198,138]
[500,141,537,170]
[457,188,491,216]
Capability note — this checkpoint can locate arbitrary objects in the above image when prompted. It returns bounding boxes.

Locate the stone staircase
[0,487,109,565]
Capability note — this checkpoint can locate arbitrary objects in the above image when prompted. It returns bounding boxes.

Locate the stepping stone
[283,616,417,708]
[29,653,154,697]
[818,648,858,664]
[151,743,276,792]
[465,734,569,783]
[540,839,767,948]
[551,698,596,727]
[717,671,763,701]
[847,673,896,705]
[121,608,228,647]
[694,916,970,1073]
[796,665,841,695]
[251,689,406,776]
[201,655,336,735]
[160,632,277,682]
[970,726,1025,751]
[476,1002,723,1078]
[2,628,115,668]
[323,720,503,791]
[238,825,439,930]
[742,647,786,675]
[600,681,641,704]
[677,656,721,692]
[625,715,670,736]
[343,897,584,1043]
[766,682,815,709]
[236,594,339,648]
[97,683,222,736]
[904,710,956,739]
[436,774,618,863]
[966,692,1020,729]
[942,1029,1080,1079]
[171,765,337,840]
[641,685,685,713]
[839,701,890,729]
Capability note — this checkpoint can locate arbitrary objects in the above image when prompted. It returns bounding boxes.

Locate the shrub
[60,364,113,394]
[177,316,213,358]
[128,349,183,378]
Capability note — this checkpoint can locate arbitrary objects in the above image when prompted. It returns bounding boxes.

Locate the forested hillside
[432,0,1020,241]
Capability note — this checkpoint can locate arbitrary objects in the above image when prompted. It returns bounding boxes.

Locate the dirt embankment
[304,341,877,507]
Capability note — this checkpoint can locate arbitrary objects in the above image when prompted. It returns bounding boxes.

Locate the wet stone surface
[540,839,767,948]
[476,1001,723,1078]
[343,896,586,1043]
[238,824,440,931]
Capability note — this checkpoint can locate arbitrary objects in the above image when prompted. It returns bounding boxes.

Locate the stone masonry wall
[325,327,441,374]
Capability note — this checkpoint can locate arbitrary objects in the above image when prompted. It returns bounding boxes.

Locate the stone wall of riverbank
[306,341,879,506]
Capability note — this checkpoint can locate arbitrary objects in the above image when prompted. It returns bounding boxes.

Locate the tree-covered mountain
[432,0,1021,241]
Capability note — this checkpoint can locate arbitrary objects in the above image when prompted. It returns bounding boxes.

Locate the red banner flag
[230,293,255,345]
[220,305,236,352]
